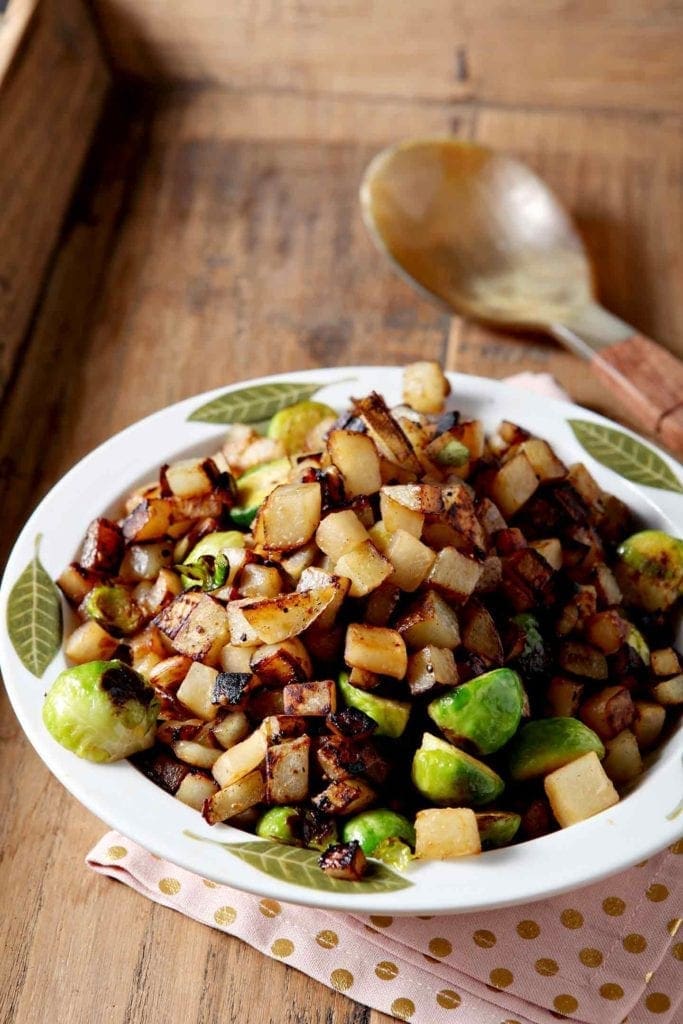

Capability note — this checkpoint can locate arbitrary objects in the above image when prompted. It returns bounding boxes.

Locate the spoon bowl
[361,139,683,457]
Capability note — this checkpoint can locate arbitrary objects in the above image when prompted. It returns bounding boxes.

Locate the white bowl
[1,367,681,915]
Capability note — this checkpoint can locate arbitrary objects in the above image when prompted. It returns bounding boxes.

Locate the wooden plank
[447,106,683,435]
[91,0,683,113]
[0,0,110,397]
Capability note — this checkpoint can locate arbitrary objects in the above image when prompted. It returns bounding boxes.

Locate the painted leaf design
[568,420,683,494]
[188,381,333,425]
[184,833,412,893]
[7,535,63,678]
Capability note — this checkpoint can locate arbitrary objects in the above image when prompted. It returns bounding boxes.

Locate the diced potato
[566,462,604,511]
[396,590,460,650]
[260,715,307,744]
[238,564,284,599]
[353,392,422,473]
[172,739,222,769]
[489,451,539,518]
[580,685,634,740]
[154,592,230,664]
[592,563,623,607]
[335,540,393,597]
[283,679,336,716]
[176,662,220,721]
[164,458,217,498]
[80,517,124,572]
[57,563,101,605]
[327,429,382,497]
[558,641,608,680]
[407,646,458,696]
[460,601,503,665]
[241,586,336,643]
[135,567,183,617]
[529,538,562,571]
[379,490,424,537]
[652,674,683,705]
[121,499,173,542]
[546,676,584,718]
[364,581,401,627]
[279,542,317,583]
[249,688,285,719]
[149,655,193,692]
[602,730,642,784]
[64,620,119,664]
[344,623,407,679]
[631,700,666,749]
[203,769,265,824]
[348,667,381,690]
[650,648,681,677]
[250,638,312,685]
[219,644,255,674]
[253,482,321,551]
[297,568,350,629]
[384,530,436,591]
[319,842,368,880]
[211,671,258,709]
[312,778,376,816]
[519,439,566,482]
[315,510,369,562]
[544,752,619,828]
[415,808,481,860]
[211,711,251,749]
[265,735,310,804]
[367,521,391,554]
[584,610,628,655]
[176,771,219,811]
[226,600,262,646]
[441,484,487,555]
[402,360,450,413]
[212,729,268,788]
[475,555,503,594]
[426,546,484,604]
[380,483,443,517]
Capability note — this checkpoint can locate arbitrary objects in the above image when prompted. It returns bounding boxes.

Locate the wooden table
[1,3,682,1022]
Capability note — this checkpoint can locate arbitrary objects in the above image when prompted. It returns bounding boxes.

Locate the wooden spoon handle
[591,334,683,459]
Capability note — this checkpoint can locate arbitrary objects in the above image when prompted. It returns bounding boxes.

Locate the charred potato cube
[489,451,539,518]
[579,685,634,740]
[283,679,336,717]
[651,674,683,705]
[80,517,124,572]
[407,646,458,696]
[154,592,230,664]
[121,499,173,542]
[544,752,619,828]
[318,840,368,880]
[379,490,424,538]
[426,546,483,604]
[265,735,310,804]
[326,707,377,741]
[240,586,337,644]
[211,671,258,709]
[327,429,382,498]
[396,590,460,651]
[312,778,376,816]
[334,540,393,597]
[260,715,307,744]
[203,769,265,824]
[344,623,407,679]
[253,482,321,551]
[650,647,681,677]
[64,620,119,664]
[176,771,220,810]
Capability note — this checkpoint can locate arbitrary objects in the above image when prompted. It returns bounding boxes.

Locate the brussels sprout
[342,809,416,856]
[508,718,604,782]
[178,555,229,592]
[338,673,411,738]
[475,811,521,849]
[511,613,549,685]
[42,660,159,763]
[184,531,245,563]
[412,733,504,806]
[427,668,525,755]
[81,585,143,636]
[615,530,683,611]
[625,624,650,664]
[255,806,302,845]
[431,438,470,468]
[268,400,337,455]
[372,837,414,870]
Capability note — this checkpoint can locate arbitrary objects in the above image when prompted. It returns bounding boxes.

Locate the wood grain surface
[2,3,683,1023]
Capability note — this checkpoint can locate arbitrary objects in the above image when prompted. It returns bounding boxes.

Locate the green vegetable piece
[372,837,414,871]
[428,668,525,755]
[475,811,521,849]
[178,554,230,592]
[267,400,337,455]
[42,660,159,763]
[626,623,650,664]
[338,673,411,738]
[508,717,604,782]
[411,733,504,806]
[231,457,291,528]
[81,585,143,636]
[511,613,549,685]
[615,530,683,612]
[255,806,302,845]
[342,809,415,856]
[184,531,245,563]
[433,438,470,468]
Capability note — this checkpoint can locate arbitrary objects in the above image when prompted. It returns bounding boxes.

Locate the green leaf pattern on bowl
[568,419,683,494]
[7,534,63,678]
[188,380,345,425]
[184,833,412,893]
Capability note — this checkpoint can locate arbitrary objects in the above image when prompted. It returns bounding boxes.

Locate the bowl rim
[1,365,681,915]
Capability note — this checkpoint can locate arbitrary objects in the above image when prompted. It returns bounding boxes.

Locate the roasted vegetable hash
[45,363,683,879]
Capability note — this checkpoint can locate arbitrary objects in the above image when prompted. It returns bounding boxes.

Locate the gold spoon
[360,138,683,458]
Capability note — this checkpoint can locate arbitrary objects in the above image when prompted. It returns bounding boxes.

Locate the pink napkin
[85,373,681,1023]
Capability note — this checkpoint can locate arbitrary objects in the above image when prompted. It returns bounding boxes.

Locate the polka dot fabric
[90,833,681,1024]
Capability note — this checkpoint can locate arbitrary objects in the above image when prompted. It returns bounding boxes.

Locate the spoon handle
[553,307,683,459]
[590,335,683,458]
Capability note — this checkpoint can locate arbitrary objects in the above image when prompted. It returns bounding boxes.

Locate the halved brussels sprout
[255,806,302,845]
[184,531,245,563]
[338,673,410,738]
[42,660,159,763]
[475,811,521,849]
[626,623,650,664]
[615,530,683,611]
[268,400,337,454]
[508,717,604,782]
[81,585,143,636]
[412,733,504,806]
[511,613,549,685]
[428,668,525,755]
[342,809,415,856]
